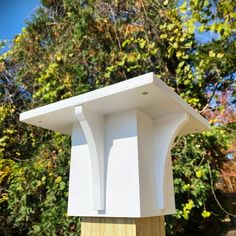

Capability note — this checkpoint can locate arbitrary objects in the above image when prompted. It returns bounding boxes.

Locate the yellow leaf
[183,184,190,191]
[185,199,194,210]
[179,1,187,13]
[0,193,8,203]
[139,39,146,49]
[36,180,42,187]
[209,51,216,57]
[196,170,202,178]
[55,53,63,62]
[198,24,205,33]
[127,53,137,63]
[55,176,62,183]
[202,210,211,218]
[67,12,72,17]
[163,0,169,6]
[176,51,182,58]
[173,42,178,49]
[160,34,168,39]
[216,53,224,59]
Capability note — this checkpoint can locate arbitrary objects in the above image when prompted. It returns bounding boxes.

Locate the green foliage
[0,0,235,235]
[5,134,80,236]
[167,127,231,235]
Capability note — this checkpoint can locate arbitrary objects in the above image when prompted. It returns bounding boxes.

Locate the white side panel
[136,110,156,215]
[137,110,178,217]
[68,110,141,217]
[67,123,94,216]
[105,110,140,217]
[74,106,105,211]
[154,113,189,212]
[68,110,189,217]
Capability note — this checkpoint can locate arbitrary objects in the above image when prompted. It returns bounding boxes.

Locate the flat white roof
[20,72,210,135]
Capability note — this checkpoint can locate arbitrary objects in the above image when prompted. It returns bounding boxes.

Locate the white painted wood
[67,109,190,217]
[20,72,211,218]
[68,123,93,215]
[153,113,189,211]
[74,106,105,211]
[104,110,140,217]
[20,72,210,135]
[68,110,141,217]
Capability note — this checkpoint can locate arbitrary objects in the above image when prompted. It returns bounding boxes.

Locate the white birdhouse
[20,72,210,218]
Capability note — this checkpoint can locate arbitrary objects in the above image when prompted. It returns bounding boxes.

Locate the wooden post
[81,216,165,236]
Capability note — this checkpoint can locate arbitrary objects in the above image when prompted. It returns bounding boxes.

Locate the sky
[0,0,40,41]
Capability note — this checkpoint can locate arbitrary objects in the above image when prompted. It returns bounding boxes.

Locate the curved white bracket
[154,113,189,209]
[74,106,105,211]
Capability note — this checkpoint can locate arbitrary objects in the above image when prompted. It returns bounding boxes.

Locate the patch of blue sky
[0,0,40,54]
[194,22,220,44]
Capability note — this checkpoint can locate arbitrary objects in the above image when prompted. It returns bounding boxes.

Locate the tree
[0,0,235,235]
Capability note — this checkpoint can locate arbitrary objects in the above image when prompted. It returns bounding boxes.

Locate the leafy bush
[0,0,235,235]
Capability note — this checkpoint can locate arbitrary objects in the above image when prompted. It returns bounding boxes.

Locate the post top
[20,72,210,135]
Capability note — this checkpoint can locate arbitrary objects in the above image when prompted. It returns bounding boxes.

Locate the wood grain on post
[81,216,165,236]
